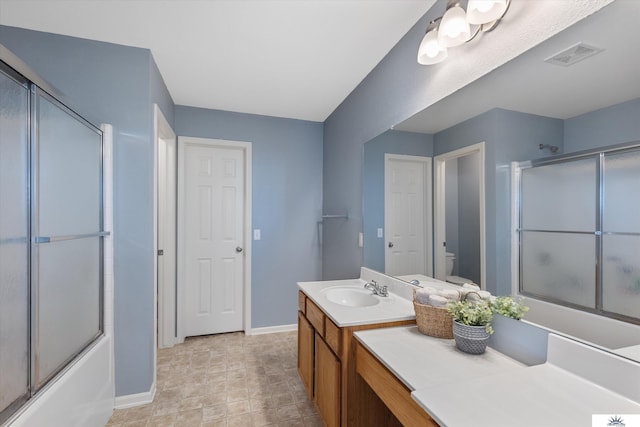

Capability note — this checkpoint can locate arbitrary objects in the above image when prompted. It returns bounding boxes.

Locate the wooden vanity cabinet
[297,290,414,427]
[297,311,314,399]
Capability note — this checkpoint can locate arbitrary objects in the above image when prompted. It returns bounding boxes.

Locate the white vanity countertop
[413,363,640,427]
[298,269,470,328]
[355,326,640,427]
[354,326,524,390]
[297,278,415,327]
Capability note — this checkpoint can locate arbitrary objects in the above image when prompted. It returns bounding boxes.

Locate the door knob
[236,246,243,253]
[388,242,394,248]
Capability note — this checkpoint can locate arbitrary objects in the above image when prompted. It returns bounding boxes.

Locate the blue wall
[320,0,603,282]
[174,106,323,328]
[434,109,564,295]
[321,2,450,280]
[0,24,323,397]
[0,25,174,397]
[416,97,640,294]
[565,97,640,153]
[362,130,433,271]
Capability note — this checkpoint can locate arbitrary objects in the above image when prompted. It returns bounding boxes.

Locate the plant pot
[453,320,490,354]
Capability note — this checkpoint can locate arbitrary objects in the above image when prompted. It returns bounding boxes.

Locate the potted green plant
[490,296,529,320]
[447,299,493,354]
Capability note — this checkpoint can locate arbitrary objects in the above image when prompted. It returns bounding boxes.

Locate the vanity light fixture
[417,21,448,65]
[417,0,511,65]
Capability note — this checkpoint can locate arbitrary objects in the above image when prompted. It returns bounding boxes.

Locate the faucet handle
[380,285,388,296]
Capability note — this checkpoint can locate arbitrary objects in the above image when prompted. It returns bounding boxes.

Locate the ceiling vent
[544,43,604,67]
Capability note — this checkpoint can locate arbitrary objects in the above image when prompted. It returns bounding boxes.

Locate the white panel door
[183,143,245,336]
[384,155,431,276]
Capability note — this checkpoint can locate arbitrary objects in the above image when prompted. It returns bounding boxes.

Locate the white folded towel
[462,283,480,291]
[465,292,481,301]
[438,289,460,301]
[422,286,438,295]
[465,290,491,301]
[415,288,431,305]
[428,294,449,308]
[478,290,492,300]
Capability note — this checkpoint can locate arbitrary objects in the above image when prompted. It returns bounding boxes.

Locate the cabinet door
[315,332,341,427]
[297,312,314,399]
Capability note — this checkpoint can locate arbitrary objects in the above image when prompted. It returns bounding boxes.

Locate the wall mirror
[362,0,640,361]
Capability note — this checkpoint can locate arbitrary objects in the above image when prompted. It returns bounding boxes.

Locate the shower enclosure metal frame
[515,141,640,326]
[0,53,106,423]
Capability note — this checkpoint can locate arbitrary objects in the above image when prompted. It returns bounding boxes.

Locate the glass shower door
[602,150,640,319]
[520,158,598,308]
[31,90,104,389]
[519,147,640,323]
[0,65,30,423]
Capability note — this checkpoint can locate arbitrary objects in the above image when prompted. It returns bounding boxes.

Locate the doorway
[384,154,433,276]
[177,137,252,341]
[434,142,486,288]
[155,105,177,349]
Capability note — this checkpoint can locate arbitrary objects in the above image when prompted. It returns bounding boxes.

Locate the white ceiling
[397,0,640,134]
[0,0,436,122]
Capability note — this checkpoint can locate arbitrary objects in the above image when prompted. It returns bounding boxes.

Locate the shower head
[539,143,559,154]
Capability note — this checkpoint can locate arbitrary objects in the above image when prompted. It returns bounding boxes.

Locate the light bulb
[417,28,447,65]
[476,1,494,13]
[438,4,471,47]
[467,0,508,25]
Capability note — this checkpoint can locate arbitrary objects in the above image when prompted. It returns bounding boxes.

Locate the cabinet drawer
[324,317,341,355]
[306,298,325,335]
[298,290,306,314]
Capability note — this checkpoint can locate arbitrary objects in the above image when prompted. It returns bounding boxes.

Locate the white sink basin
[324,287,380,307]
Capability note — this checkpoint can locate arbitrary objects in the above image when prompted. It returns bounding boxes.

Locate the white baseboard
[114,382,156,409]
[247,323,297,336]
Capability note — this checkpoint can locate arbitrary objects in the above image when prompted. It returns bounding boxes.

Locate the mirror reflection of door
[384,154,432,276]
[445,153,480,284]
[434,143,485,288]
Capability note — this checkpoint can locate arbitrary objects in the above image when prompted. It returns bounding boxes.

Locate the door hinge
[157,249,164,256]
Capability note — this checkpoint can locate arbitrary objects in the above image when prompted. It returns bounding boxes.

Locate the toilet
[445,252,474,285]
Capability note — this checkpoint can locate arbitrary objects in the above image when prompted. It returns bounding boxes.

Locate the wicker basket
[413,290,454,339]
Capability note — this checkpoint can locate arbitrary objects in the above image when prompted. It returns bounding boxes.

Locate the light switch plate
[253,229,261,240]
[358,232,363,248]
[377,228,383,238]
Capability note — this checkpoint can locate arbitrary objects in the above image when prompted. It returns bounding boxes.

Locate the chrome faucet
[364,280,389,297]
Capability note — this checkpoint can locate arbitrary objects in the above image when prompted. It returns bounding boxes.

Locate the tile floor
[107,331,321,427]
